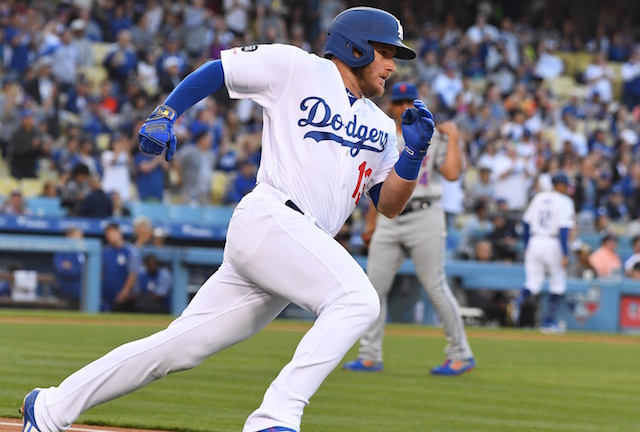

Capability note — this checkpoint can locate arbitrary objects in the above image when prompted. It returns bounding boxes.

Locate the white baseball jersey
[523,190,575,237]
[221,44,399,236]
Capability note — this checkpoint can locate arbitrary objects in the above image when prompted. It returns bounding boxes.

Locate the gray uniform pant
[358,202,473,363]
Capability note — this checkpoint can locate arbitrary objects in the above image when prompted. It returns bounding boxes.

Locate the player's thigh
[169,261,289,348]
[524,244,545,293]
[225,193,377,316]
[367,219,407,298]
[403,208,446,283]
[543,242,566,294]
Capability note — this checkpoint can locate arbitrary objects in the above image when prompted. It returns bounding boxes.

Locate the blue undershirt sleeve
[163,60,225,117]
[368,183,382,209]
[522,222,530,249]
[559,227,570,257]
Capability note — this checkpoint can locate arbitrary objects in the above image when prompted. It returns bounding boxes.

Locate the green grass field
[1,310,638,432]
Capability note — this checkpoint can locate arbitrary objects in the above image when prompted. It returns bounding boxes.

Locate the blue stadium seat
[26,197,67,218]
[201,206,235,225]
[128,202,171,222]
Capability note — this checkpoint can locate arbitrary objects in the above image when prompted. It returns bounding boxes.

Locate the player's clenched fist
[138,104,178,161]
[400,99,434,160]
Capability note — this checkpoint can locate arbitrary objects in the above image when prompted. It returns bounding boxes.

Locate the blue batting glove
[138,104,178,161]
[400,100,435,160]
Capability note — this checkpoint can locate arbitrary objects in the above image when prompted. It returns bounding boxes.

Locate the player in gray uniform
[343,82,475,376]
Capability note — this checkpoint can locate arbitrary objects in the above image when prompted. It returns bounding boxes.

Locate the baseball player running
[343,82,475,376]
[20,7,434,432]
[512,173,575,333]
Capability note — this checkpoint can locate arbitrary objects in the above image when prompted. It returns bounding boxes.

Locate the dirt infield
[0,418,171,432]
[0,314,635,345]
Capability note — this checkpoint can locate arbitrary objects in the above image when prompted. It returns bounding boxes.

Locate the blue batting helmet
[324,7,416,68]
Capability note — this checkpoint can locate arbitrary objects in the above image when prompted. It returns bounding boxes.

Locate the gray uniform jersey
[358,127,473,363]
[397,130,448,200]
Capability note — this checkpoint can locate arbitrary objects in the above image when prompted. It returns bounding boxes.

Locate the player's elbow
[377,203,401,219]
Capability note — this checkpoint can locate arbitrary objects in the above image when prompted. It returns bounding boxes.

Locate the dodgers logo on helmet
[324,6,416,69]
[565,286,601,324]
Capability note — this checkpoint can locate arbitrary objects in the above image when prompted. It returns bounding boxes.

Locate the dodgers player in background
[512,173,575,333]
[20,7,435,432]
[343,82,475,376]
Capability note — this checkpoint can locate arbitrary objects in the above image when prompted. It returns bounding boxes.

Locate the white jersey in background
[396,130,447,200]
[221,44,399,236]
[523,190,575,237]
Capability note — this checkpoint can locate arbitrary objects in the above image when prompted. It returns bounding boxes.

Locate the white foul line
[0,422,116,432]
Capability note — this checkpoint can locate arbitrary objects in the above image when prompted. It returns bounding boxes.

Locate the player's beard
[353,64,385,98]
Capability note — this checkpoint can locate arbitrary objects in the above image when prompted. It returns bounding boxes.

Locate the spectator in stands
[152,227,168,247]
[111,190,131,218]
[605,185,629,222]
[107,3,133,43]
[159,56,185,94]
[621,49,640,109]
[533,39,564,80]
[130,13,155,54]
[568,242,596,279]
[103,29,138,93]
[492,142,536,217]
[134,147,168,202]
[132,216,154,248]
[61,163,91,215]
[4,9,34,75]
[623,235,640,277]
[137,49,160,98]
[584,52,616,104]
[468,165,495,205]
[588,232,623,278]
[135,253,172,314]
[173,130,217,204]
[52,227,85,309]
[465,12,499,46]
[78,175,112,218]
[8,109,49,179]
[81,95,113,138]
[223,159,256,205]
[41,181,59,198]
[101,133,133,202]
[69,18,93,66]
[0,77,21,158]
[456,200,494,260]
[155,34,188,83]
[101,223,141,312]
[50,28,79,94]
[486,211,519,262]
[23,57,58,106]
[0,189,31,215]
[433,61,463,117]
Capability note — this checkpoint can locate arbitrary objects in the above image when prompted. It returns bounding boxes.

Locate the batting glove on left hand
[401,100,435,160]
[138,104,178,161]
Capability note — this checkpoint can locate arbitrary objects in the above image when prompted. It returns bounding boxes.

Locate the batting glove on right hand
[400,100,435,160]
[138,104,178,161]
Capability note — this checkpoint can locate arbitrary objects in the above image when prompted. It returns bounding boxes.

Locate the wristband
[394,150,423,180]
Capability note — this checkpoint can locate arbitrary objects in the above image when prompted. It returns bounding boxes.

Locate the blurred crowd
[2,0,640,280]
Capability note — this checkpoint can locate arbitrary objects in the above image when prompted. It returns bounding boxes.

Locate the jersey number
[538,209,552,229]
[352,161,372,205]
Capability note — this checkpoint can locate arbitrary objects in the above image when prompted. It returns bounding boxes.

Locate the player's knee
[350,285,381,324]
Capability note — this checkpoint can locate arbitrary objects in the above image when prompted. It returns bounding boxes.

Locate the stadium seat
[96,133,111,151]
[26,197,67,218]
[201,206,235,225]
[128,201,171,222]
[78,64,108,90]
[167,204,204,223]
[91,42,112,65]
[19,178,45,198]
[0,176,19,196]
[546,75,576,99]
[211,171,230,205]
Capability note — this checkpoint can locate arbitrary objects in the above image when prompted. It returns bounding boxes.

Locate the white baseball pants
[524,236,567,295]
[33,183,380,432]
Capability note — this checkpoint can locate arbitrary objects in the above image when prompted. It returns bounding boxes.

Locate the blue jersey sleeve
[164,60,225,117]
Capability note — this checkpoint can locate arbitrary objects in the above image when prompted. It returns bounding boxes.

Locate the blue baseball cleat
[20,388,42,432]
[430,358,475,376]
[342,358,383,372]
[540,320,566,334]
[256,428,297,432]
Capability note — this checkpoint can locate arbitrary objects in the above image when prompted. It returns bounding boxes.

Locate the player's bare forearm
[437,122,463,181]
[377,171,417,218]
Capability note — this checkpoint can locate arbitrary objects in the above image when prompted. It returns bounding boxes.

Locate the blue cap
[390,82,418,102]
[551,173,569,186]
[20,108,32,118]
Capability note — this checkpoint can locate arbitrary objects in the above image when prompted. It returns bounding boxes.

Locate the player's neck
[333,58,363,99]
